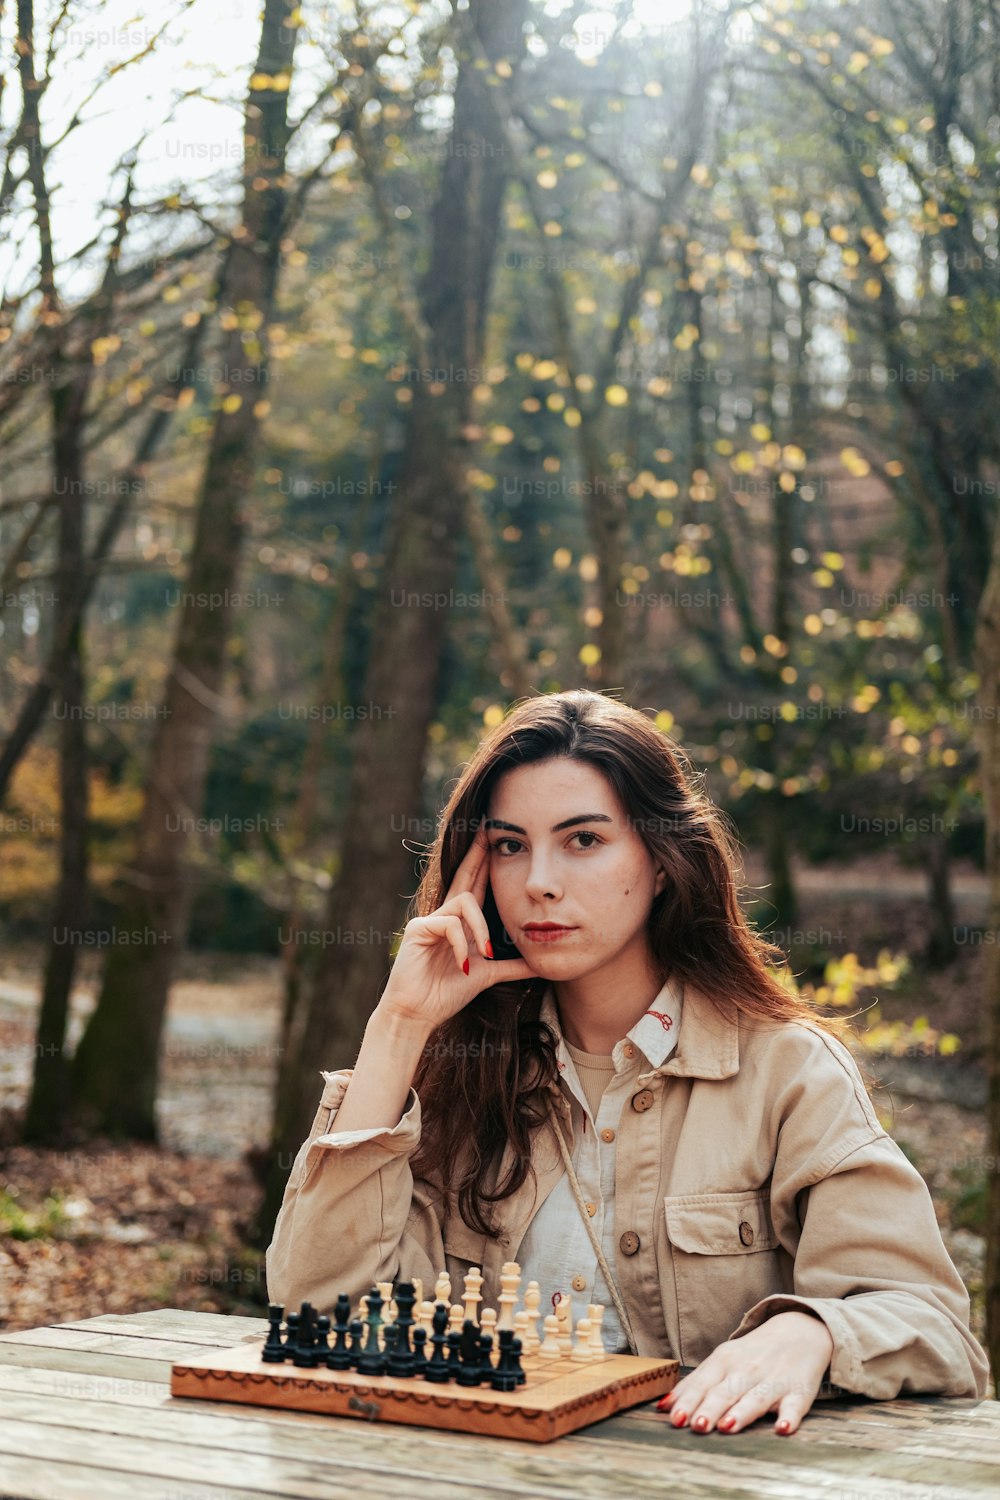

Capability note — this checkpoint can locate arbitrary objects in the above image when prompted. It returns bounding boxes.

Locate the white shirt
[516,978,682,1351]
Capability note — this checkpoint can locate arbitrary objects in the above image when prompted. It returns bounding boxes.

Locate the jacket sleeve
[726,1032,990,1400]
[264,1068,446,1314]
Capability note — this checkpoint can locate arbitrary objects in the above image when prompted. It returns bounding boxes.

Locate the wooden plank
[0,1326,225,1361]
[0,1342,177,1383]
[44,1308,267,1341]
[0,1452,269,1500]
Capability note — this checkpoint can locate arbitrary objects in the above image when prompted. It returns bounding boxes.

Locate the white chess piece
[481,1307,497,1350]
[587,1304,606,1357]
[539,1313,561,1360]
[434,1272,452,1308]
[448,1303,464,1335]
[417,1299,435,1338]
[498,1261,520,1332]
[574,1317,597,1361]
[523,1281,542,1354]
[554,1295,573,1356]
[462,1266,484,1326]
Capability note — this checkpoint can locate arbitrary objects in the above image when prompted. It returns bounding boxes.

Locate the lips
[522,923,577,942]
[523,923,574,932]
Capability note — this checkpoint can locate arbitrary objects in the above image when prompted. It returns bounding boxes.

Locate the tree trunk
[69,0,300,1139]
[974,501,1000,1391]
[255,0,530,1243]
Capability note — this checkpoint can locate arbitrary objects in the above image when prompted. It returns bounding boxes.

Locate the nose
[523,850,562,902]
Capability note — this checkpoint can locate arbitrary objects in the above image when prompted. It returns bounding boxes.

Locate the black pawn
[445,1329,462,1376]
[328,1296,353,1372]
[478,1332,494,1378]
[284,1310,300,1358]
[425,1306,451,1384]
[347,1318,364,1368]
[356,1288,387,1376]
[511,1333,525,1386]
[262,1304,286,1363]
[316,1314,331,1355]
[412,1327,428,1375]
[491,1329,517,1392]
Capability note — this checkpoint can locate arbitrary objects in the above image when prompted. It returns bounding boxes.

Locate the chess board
[170,1339,679,1443]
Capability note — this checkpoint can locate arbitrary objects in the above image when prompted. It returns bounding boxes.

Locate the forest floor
[0,852,993,1393]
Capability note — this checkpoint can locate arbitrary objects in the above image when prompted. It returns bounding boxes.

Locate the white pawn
[462,1266,484,1326]
[523,1281,542,1354]
[448,1303,464,1336]
[434,1272,452,1308]
[417,1299,435,1338]
[587,1304,606,1358]
[539,1313,561,1360]
[481,1307,497,1350]
[514,1310,529,1358]
[554,1295,573,1356]
[574,1317,597,1361]
[377,1281,396,1324]
[412,1277,423,1310]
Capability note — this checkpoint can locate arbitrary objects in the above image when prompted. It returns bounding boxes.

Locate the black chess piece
[491,1329,517,1392]
[328,1295,353,1372]
[425,1305,450,1384]
[356,1288,388,1376]
[444,1328,462,1377]
[284,1310,300,1359]
[412,1327,428,1376]
[347,1319,364,1368]
[386,1281,417,1378]
[262,1305,286,1363]
[316,1314,331,1356]
[455,1319,484,1387]
[291,1302,321,1367]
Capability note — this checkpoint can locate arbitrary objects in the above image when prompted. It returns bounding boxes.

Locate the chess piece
[491,1329,517,1392]
[434,1272,452,1307]
[523,1282,542,1354]
[412,1327,429,1375]
[417,1299,435,1339]
[448,1303,464,1337]
[347,1319,363,1368]
[378,1280,396,1330]
[481,1307,497,1350]
[539,1313,561,1360]
[456,1319,485,1386]
[587,1304,606,1357]
[425,1305,450,1385]
[291,1302,321,1367]
[498,1261,520,1332]
[386,1281,417,1377]
[315,1314,331,1356]
[328,1296,353,1371]
[462,1267,483,1326]
[356,1287,388,1376]
[514,1310,529,1357]
[445,1328,462,1376]
[263,1305,286,1363]
[554,1294,573,1356]
[574,1317,597,1360]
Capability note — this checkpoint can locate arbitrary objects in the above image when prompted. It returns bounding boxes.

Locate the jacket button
[585,1202,597,1217]
[620,1230,640,1256]
[601,1128,616,1143]
[631,1088,654,1112]
[572,1274,587,1292]
[623,1043,637,1059]
[739,1221,755,1246]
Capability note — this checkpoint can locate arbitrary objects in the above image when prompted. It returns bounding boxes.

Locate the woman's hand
[656,1310,835,1436]
[377,821,537,1034]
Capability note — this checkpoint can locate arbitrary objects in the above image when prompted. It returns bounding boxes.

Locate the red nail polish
[776,1419,790,1433]
[719,1416,736,1431]
[462,957,470,974]
[485,940,494,959]
[673,1411,688,1425]
[658,1392,675,1407]
[694,1415,709,1431]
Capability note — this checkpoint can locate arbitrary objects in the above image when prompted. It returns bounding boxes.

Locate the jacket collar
[539,975,740,1086]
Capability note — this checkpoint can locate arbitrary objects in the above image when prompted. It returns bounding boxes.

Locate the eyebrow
[484,814,614,835]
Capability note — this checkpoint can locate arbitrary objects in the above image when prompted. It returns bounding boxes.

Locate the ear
[654,866,667,896]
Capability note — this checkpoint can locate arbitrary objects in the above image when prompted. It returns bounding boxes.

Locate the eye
[489,837,522,856]
[571,831,603,850]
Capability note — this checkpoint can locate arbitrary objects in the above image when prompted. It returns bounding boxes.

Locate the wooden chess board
[170,1338,680,1443]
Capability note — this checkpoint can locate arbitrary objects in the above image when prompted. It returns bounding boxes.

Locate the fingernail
[719,1416,736,1431]
[462,958,470,975]
[485,940,494,959]
[776,1419,790,1433]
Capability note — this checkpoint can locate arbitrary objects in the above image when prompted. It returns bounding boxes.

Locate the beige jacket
[266,981,990,1400]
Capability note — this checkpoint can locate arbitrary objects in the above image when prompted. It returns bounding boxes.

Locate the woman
[266,689,989,1435]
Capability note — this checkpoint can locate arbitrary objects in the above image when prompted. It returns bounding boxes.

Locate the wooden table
[0,1309,997,1499]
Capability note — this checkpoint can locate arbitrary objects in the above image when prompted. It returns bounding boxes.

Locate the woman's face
[484,757,666,980]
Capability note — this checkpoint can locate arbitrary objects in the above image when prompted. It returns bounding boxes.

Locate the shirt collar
[539,975,683,1074]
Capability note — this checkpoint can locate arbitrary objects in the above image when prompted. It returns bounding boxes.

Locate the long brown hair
[409,689,861,1237]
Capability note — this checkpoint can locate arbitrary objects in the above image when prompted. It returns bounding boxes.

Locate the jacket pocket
[442,1216,489,1279]
[664,1189,787,1366]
